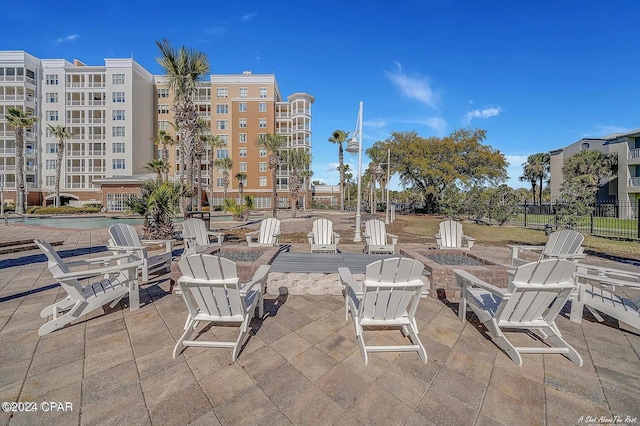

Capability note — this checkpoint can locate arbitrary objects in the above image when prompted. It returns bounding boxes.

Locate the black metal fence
[507,200,640,240]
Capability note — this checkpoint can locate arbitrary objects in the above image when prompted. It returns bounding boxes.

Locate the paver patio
[0,220,638,426]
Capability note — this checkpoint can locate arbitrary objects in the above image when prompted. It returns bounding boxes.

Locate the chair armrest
[240,264,271,294]
[577,264,640,280]
[333,232,341,245]
[435,234,442,245]
[273,230,282,237]
[141,239,173,253]
[207,231,224,244]
[307,232,314,245]
[245,230,258,244]
[57,259,143,280]
[387,233,399,245]
[65,252,138,267]
[464,235,475,249]
[574,271,640,290]
[454,269,509,298]
[338,267,362,295]
[542,253,586,261]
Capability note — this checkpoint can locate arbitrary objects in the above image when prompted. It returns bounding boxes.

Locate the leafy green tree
[155,39,210,209]
[47,125,73,208]
[153,129,176,182]
[213,157,233,203]
[256,133,286,217]
[126,180,183,239]
[520,153,550,206]
[145,159,170,182]
[283,149,311,218]
[368,128,507,212]
[486,185,520,225]
[328,130,349,212]
[6,107,37,214]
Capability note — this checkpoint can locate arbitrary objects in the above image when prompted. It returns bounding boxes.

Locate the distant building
[0,51,313,211]
[549,129,640,218]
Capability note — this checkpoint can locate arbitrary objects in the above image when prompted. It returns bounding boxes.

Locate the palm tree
[145,159,170,182]
[328,130,349,212]
[519,162,538,205]
[213,157,233,203]
[256,133,286,217]
[283,149,311,219]
[521,153,550,206]
[153,130,175,182]
[235,172,247,206]
[6,107,37,214]
[127,179,182,239]
[155,39,210,209]
[47,125,73,208]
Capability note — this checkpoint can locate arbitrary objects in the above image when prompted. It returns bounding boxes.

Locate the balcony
[67,150,86,156]
[88,118,106,124]
[628,148,640,164]
[87,100,106,106]
[629,177,640,187]
[67,100,84,106]
[0,148,16,154]
[66,167,86,173]
[0,165,16,170]
[88,82,106,88]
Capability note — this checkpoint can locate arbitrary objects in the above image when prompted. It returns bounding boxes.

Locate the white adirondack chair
[34,239,142,336]
[456,259,582,367]
[570,264,640,331]
[245,218,281,247]
[339,257,427,365]
[108,223,173,282]
[509,229,585,267]
[363,219,398,254]
[173,254,270,361]
[181,218,224,257]
[435,220,474,250]
[307,218,340,253]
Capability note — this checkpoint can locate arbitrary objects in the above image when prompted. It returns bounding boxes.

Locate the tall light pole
[346,101,363,242]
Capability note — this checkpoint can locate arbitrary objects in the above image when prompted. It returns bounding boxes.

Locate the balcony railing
[629,148,640,159]
[0,148,16,154]
[66,82,84,88]
[67,167,86,173]
[87,100,106,106]
[629,177,640,187]
[88,118,106,124]
[67,150,85,156]
[88,151,105,156]
[0,165,16,170]
[67,100,84,106]
[88,82,106,88]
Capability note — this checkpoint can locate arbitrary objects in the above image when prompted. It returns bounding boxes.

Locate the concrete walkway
[0,222,639,425]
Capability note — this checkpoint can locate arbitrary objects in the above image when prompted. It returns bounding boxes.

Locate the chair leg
[406,324,428,364]
[173,320,197,359]
[40,297,75,318]
[543,326,584,367]
[356,332,368,366]
[38,305,82,336]
[232,321,249,362]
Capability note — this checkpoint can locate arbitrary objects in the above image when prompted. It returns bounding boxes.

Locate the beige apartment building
[0,51,313,212]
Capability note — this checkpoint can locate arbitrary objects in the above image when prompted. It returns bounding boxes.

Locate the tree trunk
[162,144,169,182]
[15,130,25,214]
[55,139,64,208]
[339,143,344,212]
[539,176,543,207]
[271,167,277,218]
[197,156,202,211]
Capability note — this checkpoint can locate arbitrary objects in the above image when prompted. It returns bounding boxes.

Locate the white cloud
[242,12,258,21]
[202,25,227,35]
[401,117,447,135]
[385,62,440,109]
[463,106,503,124]
[363,118,386,129]
[55,34,79,44]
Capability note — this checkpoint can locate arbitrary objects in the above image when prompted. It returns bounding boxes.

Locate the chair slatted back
[312,218,334,244]
[258,218,280,245]
[182,218,208,245]
[34,239,85,301]
[497,259,576,324]
[439,220,463,248]
[109,223,142,247]
[542,230,584,258]
[361,258,425,321]
[365,219,387,245]
[178,254,244,319]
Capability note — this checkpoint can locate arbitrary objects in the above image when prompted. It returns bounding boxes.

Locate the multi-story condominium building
[0,51,313,212]
[549,129,640,218]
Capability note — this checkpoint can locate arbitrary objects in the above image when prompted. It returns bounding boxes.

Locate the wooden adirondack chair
[456,259,582,367]
[181,218,224,257]
[509,229,585,267]
[363,219,398,254]
[570,264,640,331]
[34,239,143,336]
[435,220,475,250]
[173,254,270,361]
[245,218,281,247]
[339,257,427,365]
[307,218,340,253]
[108,223,173,282]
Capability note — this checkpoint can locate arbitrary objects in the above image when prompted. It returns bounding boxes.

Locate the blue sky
[5,0,640,189]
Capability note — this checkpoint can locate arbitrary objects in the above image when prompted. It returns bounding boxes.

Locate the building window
[239,87,248,98]
[45,159,57,170]
[46,111,59,121]
[259,88,267,98]
[217,177,224,187]
[158,88,169,98]
[258,102,267,112]
[46,93,58,103]
[112,126,125,137]
[239,162,247,172]
[46,74,58,85]
[112,74,125,84]
[238,102,247,112]
[216,120,228,130]
[112,142,125,153]
[158,105,169,114]
[216,104,228,114]
[216,87,228,98]
[259,148,267,157]
[216,149,229,159]
[259,119,267,128]
[255,196,271,208]
[259,177,267,187]
[45,143,58,154]
[112,92,125,103]
[112,110,125,120]
[239,118,247,128]
[259,162,267,172]
[106,193,136,212]
[217,134,229,144]
[158,121,170,131]
[239,148,247,157]
[45,176,56,186]
[112,159,125,170]
[239,133,247,143]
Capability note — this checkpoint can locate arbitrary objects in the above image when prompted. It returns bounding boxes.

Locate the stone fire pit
[400,248,509,300]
